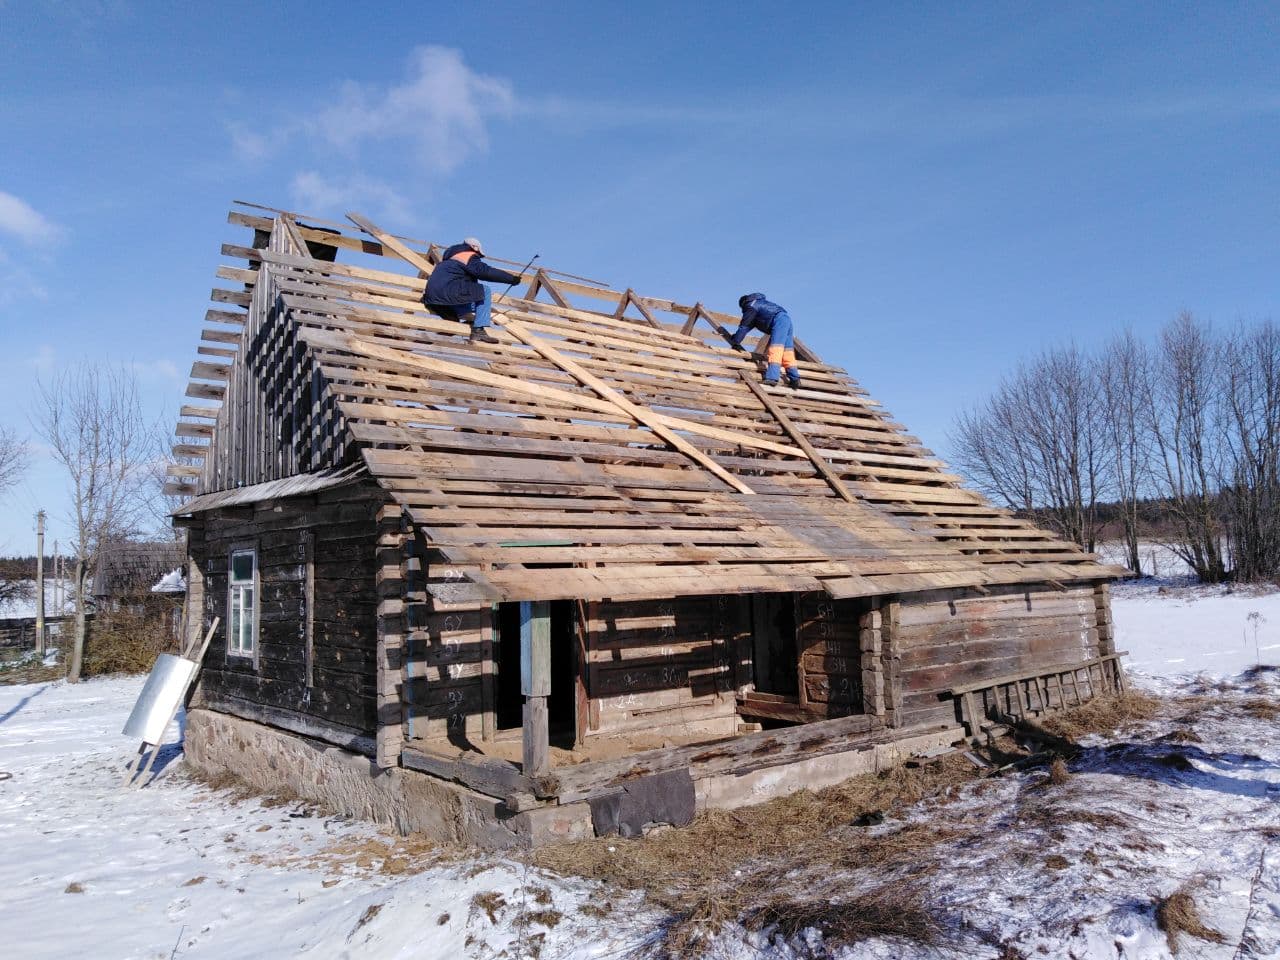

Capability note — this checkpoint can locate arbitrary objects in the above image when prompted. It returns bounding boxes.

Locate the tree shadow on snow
[0,684,49,725]
[1091,742,1280,800]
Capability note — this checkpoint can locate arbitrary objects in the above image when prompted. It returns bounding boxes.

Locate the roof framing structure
[169,202,1123,604]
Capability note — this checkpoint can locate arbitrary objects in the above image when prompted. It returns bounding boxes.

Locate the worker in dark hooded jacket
[423,237,523,344]
[729,293,801,387]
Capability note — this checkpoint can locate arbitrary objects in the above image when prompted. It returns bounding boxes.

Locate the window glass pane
[231,552,254,583]
[241,587,254,652]
[229,589,243,652]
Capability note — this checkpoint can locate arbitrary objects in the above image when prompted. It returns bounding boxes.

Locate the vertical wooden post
[34,510,45,656]
[880,600,902,728]
[182,521,209,709]
[859,603,885,719]
[521,600,551,777]
[1094,582,1115,656]
[374,504,406,770]
[301,530,315,689]
[480,604,497,741]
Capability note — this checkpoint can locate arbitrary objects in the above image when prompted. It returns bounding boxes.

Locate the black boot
[470,326,499,344]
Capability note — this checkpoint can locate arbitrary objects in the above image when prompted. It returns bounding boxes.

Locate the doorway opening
[750,592,799,697]
[494,600,577,744]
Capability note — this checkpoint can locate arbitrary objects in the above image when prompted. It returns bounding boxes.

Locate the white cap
[463,236,484,256]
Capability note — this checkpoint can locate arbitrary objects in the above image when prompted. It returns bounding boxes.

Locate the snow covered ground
[2,588,1279,959]
[1115,579,1280,677]
[0,577,75,620]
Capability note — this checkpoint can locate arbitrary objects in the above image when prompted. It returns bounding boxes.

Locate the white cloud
[291,172,410,223]
[227,46,515,221]
[0,249,49,305]
[129,357,182,384]
[26,344,56,376]
[308,46,514,176]
[226,122,278,163]
[0,191,63,245]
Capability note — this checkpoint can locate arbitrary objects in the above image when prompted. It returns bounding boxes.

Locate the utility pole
[52,540,60,612]
[35,510,46,656]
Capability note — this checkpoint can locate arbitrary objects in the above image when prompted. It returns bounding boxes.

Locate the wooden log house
[170,202,1127,844]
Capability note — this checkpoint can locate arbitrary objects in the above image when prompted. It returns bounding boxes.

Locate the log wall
[190,482,384,743]
[585,594,746,738]
[894,583,1102,728]
[795,592,865,718]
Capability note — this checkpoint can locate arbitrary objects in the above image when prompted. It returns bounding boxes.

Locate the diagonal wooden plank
[493,316,755,495]
[318,329,810,462]
[740,372,858,504]
[331,328,759,494]
[346,211,436,275]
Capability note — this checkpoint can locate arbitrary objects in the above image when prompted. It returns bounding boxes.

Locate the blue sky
[1,1,1277,552]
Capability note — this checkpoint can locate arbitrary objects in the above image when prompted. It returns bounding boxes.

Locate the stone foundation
[184,709,591,848]
[185,708,963,849]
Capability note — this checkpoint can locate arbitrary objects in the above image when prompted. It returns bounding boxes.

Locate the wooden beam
[345,211,436,275]
[680,302,709,337]
[338,216,755,493]
[740,372,858,504]
[499,317,756,495]
[326,331,803,464]
[401,746,535,799]
[535,270,570,308]
[521,600,551,777]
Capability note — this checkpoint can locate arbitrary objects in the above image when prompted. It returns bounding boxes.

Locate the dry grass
[470,890,507,924]
[525,909,563,929]
[1,662,64,684]
[1047,758,1071,785]
[84,604,178,676]
[742,884,941,950]
[536,755,983,956]
[182,766,262,803]
[352,902,383,934]
[529,884,553,906]
[1036,692,1163,741]
[536,756,977,895]
[1154,888,1225,954]
[1240,697,1279,720]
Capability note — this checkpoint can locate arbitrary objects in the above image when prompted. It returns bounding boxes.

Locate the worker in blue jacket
[729,293,801,387]
[423,237,523,344]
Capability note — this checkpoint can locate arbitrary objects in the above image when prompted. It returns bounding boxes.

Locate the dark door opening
[751,593,799,697]
[494,600,577,742]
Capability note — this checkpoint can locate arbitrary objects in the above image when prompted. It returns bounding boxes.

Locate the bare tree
[951,381,1038,514]
[1099,331,1153,575]
[0,427,30,609]
[0,424,26,495]
[145,417,192,541]
[1144,312,1228,582]
[1220,320,1280,581]
[951,345,1109,551]
[35,364,150,681]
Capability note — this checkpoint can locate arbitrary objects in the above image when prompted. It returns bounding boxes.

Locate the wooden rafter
[499,316,755,495]
[171,203,1128,599]
[740,373,858,504]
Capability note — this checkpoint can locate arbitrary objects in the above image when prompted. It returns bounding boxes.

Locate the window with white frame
[227,548,257,657]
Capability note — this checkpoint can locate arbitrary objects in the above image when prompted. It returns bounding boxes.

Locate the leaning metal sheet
[121,653,198,743]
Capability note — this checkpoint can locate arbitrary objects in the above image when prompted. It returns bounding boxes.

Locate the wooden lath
[342,212,755,495]
[740,373,856,503]
[498,316,755,495]
[168,202,1127,601]
[950,652,1130,740]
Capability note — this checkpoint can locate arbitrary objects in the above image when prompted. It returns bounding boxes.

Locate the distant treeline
[0,557,69,580]
[952,313,1280,583]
